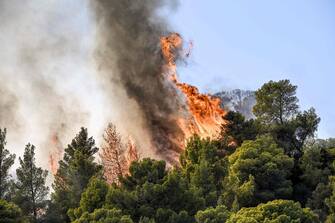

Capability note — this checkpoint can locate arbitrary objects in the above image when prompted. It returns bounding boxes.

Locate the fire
[48,133,63,175]
[161,33,227,140]
[48,34,227,173]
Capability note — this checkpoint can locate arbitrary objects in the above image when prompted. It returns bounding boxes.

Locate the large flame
[48,133,63,175]
[161,33,227,140]
[48,33,227,172]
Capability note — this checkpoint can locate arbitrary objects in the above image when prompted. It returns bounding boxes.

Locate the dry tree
[100,123,140,185]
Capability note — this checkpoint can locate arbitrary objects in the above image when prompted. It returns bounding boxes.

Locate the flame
[48,133,63,175]
[161,33,227,141]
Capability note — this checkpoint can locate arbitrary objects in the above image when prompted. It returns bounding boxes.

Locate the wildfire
[161,33,227,140]
[48,133,63,175]
[48,33,227,174]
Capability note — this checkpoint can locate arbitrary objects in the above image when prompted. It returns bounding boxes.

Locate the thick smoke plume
[90,0,185,162]
[0,0,107,169]
[0,0,186,170]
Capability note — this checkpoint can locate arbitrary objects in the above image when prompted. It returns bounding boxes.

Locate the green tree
[222,111,258,146]
[195,205,231,223]
[15,144,49,222]
[307,183,332,222]
[52,127,102,222]
[71,208,133,223]
[227,200,319,223]
[0,128,16,200]
[121,158,167,190]
[300,145,335,193]
[294,108,321,151]
[109,159,204,223]
[326,176,335,222]
[253,79,299,125]
[0,199,27,223]
[68,177,110,220]
[253,80,320,157]
[180,136,228,207]
[221,135,294,209]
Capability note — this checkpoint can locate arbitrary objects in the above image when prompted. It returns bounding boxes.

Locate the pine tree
[100,123,126,185]
[0,128,16,200]
[15,143,49,222]
[52,127,101,222]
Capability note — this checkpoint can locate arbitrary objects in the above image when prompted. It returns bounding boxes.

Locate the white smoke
[0,0,168,174]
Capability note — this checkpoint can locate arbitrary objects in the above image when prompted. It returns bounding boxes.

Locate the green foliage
[52,127,102,222]
[221,135,294,209]
[71,208,133,223]
[180,135,228,206]
[195,205,231,223]
[15,144,49,222]
[0,128,16,200]
[78,177,109,214]
[300,145,335,190]
[325,176,335,222]
[223,111,258,146]
[253,79,299,125]
[294,108,321,150]
[307,183,332,222]
[0,79,333,223]
[71,158,204,223]
[227,200,319,223]
[296,140,335,207]
[0,199,27,223]
[121,158,167,190]
[253,80,320,158]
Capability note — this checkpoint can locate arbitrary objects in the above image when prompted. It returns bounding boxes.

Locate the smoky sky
[90,0,185,162]
[0,0,101,169]
[0,0,186,169]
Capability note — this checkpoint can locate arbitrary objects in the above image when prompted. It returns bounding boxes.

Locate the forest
[0,79,334,223]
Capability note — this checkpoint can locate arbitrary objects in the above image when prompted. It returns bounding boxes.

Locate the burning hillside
[44,1,228,173]
[160,33,227,141]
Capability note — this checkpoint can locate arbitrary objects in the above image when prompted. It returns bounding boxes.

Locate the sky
[168,0,335,138]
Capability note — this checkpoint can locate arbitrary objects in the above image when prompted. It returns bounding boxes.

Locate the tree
[293,140,335,206]
[294,108,321,152]
[300,145,335,192]
[100,123,140,185]
[108,159,204,223]
[253,79,299,125]
[326,176,335,222]
[100,123,128,185]
[68,177,110,220]
[227,200,319,223]
[121,158,167,190]
[253,80,320,157]
[180,136,228,207]
[0,199,27,223]
[52,127,101,222]
[70,208,133,223]
[221,135,294,209]
[0,128,16,200]
[221,111,258,146]
[15,144,49,222]
[195,205,231,223]
[307,183,332,222]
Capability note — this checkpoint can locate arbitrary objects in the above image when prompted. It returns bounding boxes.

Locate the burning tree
[100,123,139,185]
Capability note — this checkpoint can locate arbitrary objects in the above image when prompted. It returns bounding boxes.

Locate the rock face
[214,89,256,119]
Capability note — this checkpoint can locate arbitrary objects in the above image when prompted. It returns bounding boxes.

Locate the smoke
[0,0,184,169]
[0,0,108,168]
[90,0,185,162]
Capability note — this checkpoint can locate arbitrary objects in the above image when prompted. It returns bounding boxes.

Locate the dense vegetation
[0,80,334,222]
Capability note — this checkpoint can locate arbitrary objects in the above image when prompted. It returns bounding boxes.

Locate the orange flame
[48,134,63,175]
[161,33,227,142]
